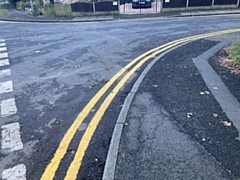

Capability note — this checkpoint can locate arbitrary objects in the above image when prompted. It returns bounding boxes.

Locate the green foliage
[230,40,240,64]
[0,7,10,16]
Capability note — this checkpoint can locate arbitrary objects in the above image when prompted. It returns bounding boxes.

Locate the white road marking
[0,69,11,78]
[0,53,8,59]
[0,40,26,179]
[0,59,10,66]
[1,122,23,152]
[1,164,26,180]
[0,81,13,94]
[0,43,6,47]
[0,47,7,52]
[1,98,17,117]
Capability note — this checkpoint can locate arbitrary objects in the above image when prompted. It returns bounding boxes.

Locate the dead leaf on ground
[101,79,109,83]
[187,113,193,118]
[74,64,81,68]
[89,82,96,88]
[105,65,113,70]
[205,91,210,94]
[200,91,210,95]
[27,82,36,87]
[71,150,75,155]
[221,121,232,127]
[213,113,218,118]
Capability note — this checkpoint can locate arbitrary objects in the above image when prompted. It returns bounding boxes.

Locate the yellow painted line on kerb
[41,28,240,180]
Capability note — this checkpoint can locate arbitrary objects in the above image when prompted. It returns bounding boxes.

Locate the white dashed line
[0,59,10,66]
[0,69,11,78]
[0,81,13,94]
[0,53,8,59]
[1,98,17,117]
[0,47,7,52]
[0,40,26,179]
[1,122,23,152]
[1,164,26,180]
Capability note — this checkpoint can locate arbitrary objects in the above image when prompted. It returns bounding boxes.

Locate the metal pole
[186,0,189,11]
[118,0,120,14]
[211,0,214,9]
[156,0,160,12]
[237,0,240,8]
[30,0,35,16]
[93,2,96,16]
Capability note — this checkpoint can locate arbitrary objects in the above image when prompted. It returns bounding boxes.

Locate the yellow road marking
[64,28,240,179]
[41,28,240,180]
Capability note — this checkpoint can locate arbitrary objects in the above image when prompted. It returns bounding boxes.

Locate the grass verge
[0,7,10,16]
[219,40,240,75]
[230,40,240,66]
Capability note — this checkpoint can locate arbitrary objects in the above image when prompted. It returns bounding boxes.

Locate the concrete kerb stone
[102,42,188,180]
[193,39,240,137]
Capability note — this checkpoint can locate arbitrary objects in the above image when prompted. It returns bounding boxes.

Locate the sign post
[185,0,189,11]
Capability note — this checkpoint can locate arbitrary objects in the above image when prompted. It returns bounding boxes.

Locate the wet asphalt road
[0,15,240,179]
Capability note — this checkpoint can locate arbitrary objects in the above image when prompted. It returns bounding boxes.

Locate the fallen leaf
[74,64,81,68]
[205,91,210,94]
[89,82,96,88]
[106,65,113,70]
[187,113,193,118]
[101,79,108,83]
[213,113,218,117]
[221,121,232,127]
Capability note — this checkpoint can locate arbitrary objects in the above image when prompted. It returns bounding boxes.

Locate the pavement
[103,38,240,180]
[0,4,240,22]
[1,6,240,180]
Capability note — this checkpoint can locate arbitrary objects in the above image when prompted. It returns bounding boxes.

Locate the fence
[44,1,118,17]
[162,0,239,10]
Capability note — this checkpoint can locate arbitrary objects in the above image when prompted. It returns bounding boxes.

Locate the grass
[219,40,240,75]
[230,40,240,65]
[0,7,10,16]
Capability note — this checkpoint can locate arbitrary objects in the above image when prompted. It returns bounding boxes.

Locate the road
[0,15,240,180]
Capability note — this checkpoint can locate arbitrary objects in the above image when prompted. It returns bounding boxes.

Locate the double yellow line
[41,28,240,180]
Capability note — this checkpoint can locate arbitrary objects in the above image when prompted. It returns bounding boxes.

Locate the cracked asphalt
[0,15,240,180]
